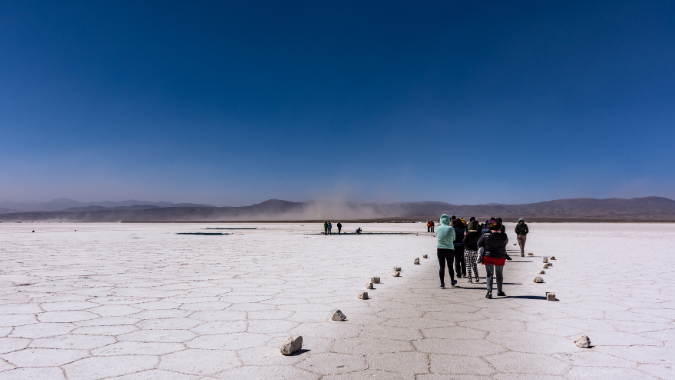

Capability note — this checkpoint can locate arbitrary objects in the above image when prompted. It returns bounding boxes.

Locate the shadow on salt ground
[288,349,311,356]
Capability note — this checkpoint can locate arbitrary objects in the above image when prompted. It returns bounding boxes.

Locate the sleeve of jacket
[477,235,485,249]
[524,225,529,234]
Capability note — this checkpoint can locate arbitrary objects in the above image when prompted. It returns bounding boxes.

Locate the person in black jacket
[515,218,529,256]
[477,219,509,299]
[452,219,467,279]
[462,219,481,283]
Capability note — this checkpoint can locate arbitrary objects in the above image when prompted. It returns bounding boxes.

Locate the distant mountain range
[0,199,213,213]
[1,196,674,222]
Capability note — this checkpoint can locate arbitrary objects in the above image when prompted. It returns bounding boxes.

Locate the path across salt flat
[0,223,674,379]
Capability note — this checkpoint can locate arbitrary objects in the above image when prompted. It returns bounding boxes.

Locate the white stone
[393,266,402,271]
[534,277,544,283]
[575,335,591,348]
[543,257,549,263]
[392,271,400,277]
[331,310,347,321]
[423,254,428,258]
[365,282,373,289]
[280,335,303,355]
[371,277,380,283]
[359,292,369,300]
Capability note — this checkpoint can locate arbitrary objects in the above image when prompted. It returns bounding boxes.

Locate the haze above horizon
[1,1,674,206]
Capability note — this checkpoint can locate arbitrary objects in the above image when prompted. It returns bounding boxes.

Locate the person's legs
[454,246,464,278]
[446,249,456,285]
[485,264,494,293]
[495,265,504,293]
[465,249,478,281]
[517,235,526,255]
[436,249,446,285]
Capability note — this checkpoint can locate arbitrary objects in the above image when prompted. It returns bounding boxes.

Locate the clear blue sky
[1,1,674,206]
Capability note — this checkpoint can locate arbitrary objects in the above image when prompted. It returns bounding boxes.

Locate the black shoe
[506,255,512,261]
[485,292,492,299]
[440,284,445,288]
[497,291,506,296]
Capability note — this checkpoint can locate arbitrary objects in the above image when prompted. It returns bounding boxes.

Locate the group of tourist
[436,215,530,299]
[323,221,342,235]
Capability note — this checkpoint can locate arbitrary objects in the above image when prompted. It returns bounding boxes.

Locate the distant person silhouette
[515,218,529,257]
[323,221,328,235]
[430,220,435,233]
[337,222,342,234]
[328,221,332,235]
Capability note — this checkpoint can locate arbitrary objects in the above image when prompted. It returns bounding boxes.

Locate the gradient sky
[1,1,674,206]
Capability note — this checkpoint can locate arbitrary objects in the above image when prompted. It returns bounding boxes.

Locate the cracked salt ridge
[1,223,675,379]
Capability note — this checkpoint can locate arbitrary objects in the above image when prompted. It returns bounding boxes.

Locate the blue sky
[1,0,674,206]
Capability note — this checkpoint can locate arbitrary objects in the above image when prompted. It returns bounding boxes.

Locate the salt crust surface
[0,222,674,379]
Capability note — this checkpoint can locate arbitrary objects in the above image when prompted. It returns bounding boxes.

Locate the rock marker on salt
[280,335,303,355]
[574,335,591,348]
[331,310,347,321]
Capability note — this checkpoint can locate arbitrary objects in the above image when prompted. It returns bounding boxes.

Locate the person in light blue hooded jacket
[436,214,456,288]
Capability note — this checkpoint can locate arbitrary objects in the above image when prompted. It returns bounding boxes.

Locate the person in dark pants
[323,221,328,235]
[515,218,529,257]
[436,214,456,288]
[452,218,467,279]
[337,222,342,234]
[430,220,435,233]
[328,221,332,235]
[478,219,509,298]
